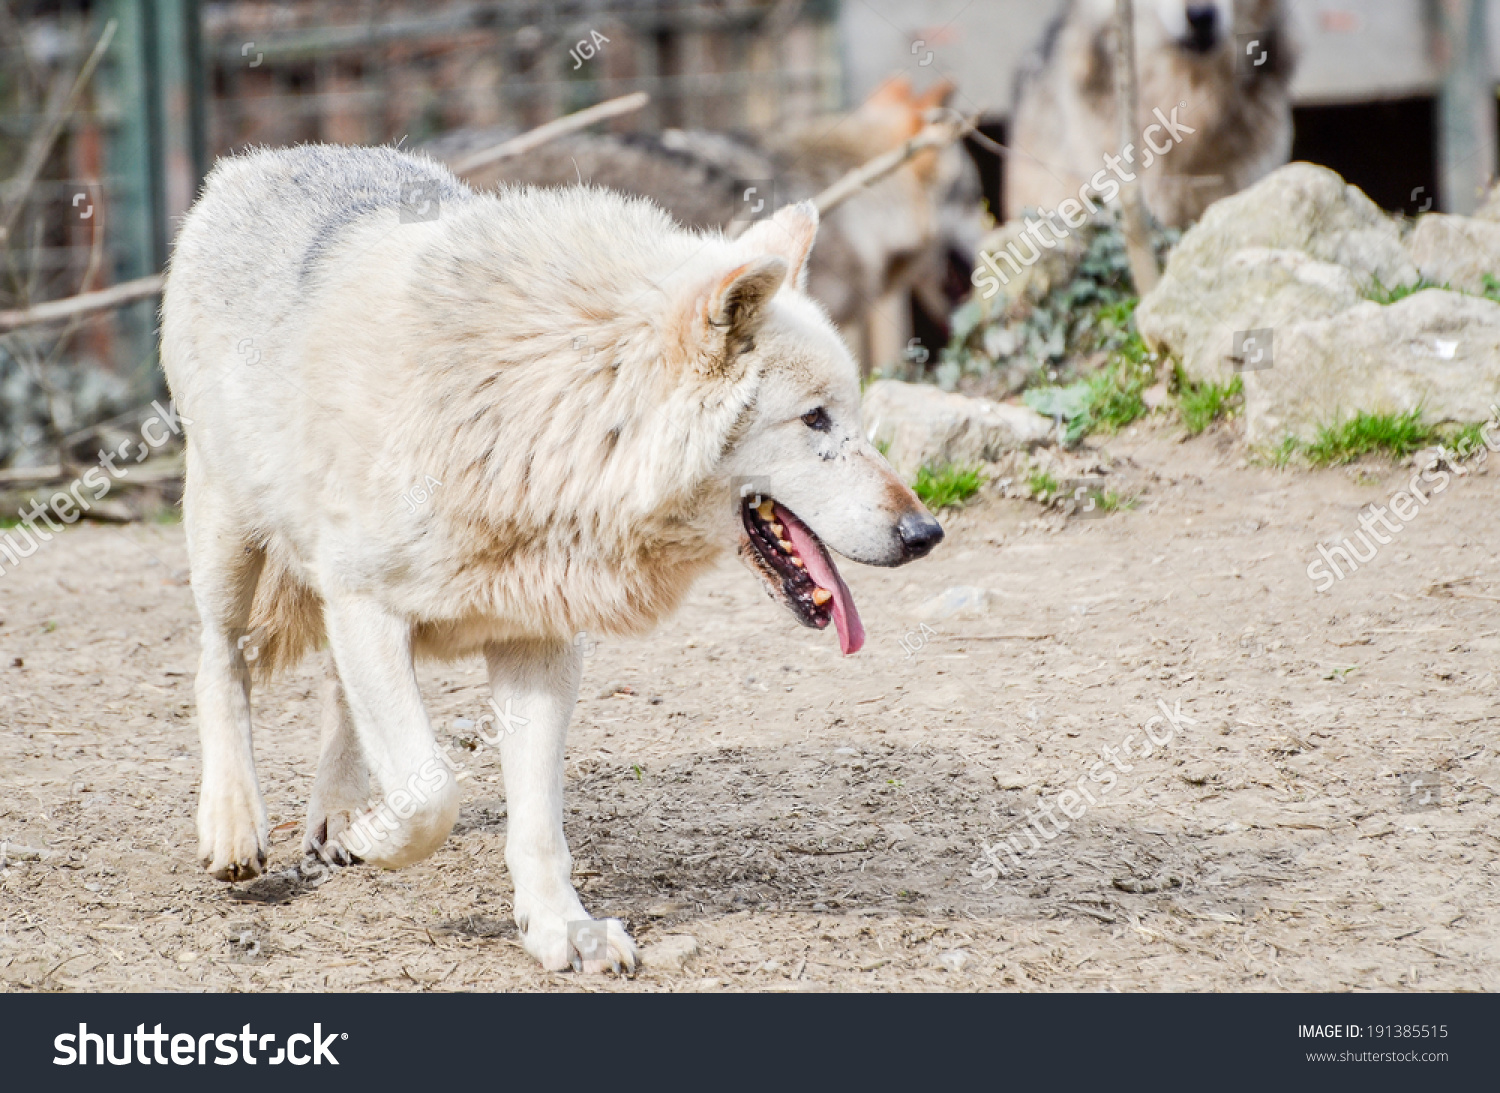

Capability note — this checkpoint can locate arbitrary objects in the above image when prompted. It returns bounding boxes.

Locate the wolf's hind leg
[320,594,460,868]
[304,653,371,865]
[486,638,636,974]
[184,471,269,881]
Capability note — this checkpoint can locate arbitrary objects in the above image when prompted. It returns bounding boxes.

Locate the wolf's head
[666,203,943,655]
[1132,1,1287,58]
[1147,0,1235,54]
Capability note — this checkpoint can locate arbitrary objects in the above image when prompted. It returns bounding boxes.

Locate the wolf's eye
[801,407,831,431]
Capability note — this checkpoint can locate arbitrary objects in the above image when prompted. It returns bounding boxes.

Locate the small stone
[863,380,1052,479]
[915,586,994,620]
[642,934,700,974]
[1181,764,1216,786]
[936,949,972,973]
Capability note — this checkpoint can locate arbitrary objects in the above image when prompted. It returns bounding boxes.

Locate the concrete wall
[840,0,1500,114]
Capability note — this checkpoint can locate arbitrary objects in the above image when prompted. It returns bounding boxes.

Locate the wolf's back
[170,145,470,305]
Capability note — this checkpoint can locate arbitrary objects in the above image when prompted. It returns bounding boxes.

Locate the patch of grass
[1023,317,1158,445]
[1026,469,1059,499]
[1365,276,1450,305]
[1366,272,1500,306]
[1096,489,1135,513]
[1442,421,1487,460]
[1302,409,1435,465]
[1264,435,1301,469]
[1175,367,1243,435]
[1085,349,1154,433]
[913,463,983,510]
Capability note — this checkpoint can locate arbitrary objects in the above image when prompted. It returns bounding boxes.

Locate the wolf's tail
[247,553,326,681]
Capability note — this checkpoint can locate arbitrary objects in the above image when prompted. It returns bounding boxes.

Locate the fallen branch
[449,91,650,176]
[0,452,182,490]
[0,274,163,333]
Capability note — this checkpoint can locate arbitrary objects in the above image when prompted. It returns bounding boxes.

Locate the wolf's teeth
[756,499,775,520]
[792,557,805,568]
[812,588,832,606]
[770,522,784,538]
[778,539,793,552]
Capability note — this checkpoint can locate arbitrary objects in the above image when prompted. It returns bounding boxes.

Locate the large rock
[1137,163,1417,382]
[863,380,1053,477]
[1477,183,1500,223]
[1243,291,1500,444]
[1405,214,1500,295]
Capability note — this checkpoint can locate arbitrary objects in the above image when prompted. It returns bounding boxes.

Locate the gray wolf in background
[1007,0,1297,226]
[437,77,984,371]
[161,144,943,971]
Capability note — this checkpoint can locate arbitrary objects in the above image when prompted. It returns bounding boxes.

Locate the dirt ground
[2,418,1498,993]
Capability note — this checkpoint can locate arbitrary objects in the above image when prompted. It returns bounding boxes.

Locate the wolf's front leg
[486,637,636,973]
[321,595,460,867]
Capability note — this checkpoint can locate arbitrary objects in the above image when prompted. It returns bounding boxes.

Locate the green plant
[940,221,1178,387]
[1026,469,1059,498]
[1175,368,1243,435]
[1301,409,1435,465]
[1025,341,1155,445]
[1365,276,1449,305]
[1483,273,1500,304]
[1086,350,1154,432]
[1443,421,1488,459]
[914,463,983,509]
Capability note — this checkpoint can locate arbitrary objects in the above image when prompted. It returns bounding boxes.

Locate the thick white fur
[161,145,932,971]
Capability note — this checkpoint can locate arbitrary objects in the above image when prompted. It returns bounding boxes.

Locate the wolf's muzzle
[1183,5,1221,52]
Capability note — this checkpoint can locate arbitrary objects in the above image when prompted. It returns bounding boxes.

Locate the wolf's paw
[302,809,364,867]
[197,790,268,882]
[520,911,637,975]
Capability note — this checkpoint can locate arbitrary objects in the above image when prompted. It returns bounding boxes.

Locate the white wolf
[161,145,943,972]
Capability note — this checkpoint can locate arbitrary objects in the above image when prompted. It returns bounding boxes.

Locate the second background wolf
[1007,0,1297,227]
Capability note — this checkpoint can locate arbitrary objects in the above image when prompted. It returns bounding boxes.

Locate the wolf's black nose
[1185,5,1219,48]
[898,512,944,561]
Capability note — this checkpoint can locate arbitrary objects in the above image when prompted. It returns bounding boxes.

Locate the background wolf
[160,144,942,972]
[1007,0,1297,226]
[433,77,984,372]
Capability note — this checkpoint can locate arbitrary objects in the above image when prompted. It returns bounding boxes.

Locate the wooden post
[1112,0,1159,295]
[1433,0,1497,214]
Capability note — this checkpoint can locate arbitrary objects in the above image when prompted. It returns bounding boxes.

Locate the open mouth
[738,495,866,655]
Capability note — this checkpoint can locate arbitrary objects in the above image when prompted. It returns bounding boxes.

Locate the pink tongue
[778,505,866,655]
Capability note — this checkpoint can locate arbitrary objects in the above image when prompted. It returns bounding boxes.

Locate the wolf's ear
[913,79,956,113]
[706,254,788,341]
[671,253,787,374]
[737,202,818,291]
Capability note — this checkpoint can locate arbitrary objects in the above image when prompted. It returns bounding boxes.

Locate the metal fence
[0,0,840,470]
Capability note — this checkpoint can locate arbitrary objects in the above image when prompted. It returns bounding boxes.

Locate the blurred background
[1,0,1497,476]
